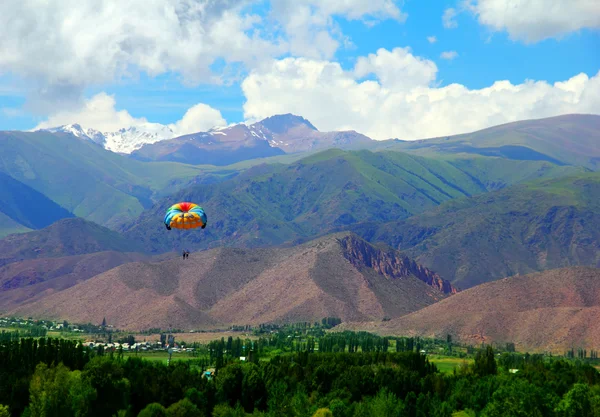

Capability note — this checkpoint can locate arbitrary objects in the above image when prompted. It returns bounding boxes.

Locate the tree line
[3,334,600,416]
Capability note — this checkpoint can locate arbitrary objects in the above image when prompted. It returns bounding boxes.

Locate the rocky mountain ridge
[338,234,458,294]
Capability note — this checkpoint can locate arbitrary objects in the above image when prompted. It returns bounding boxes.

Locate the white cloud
[241,48,600,140]
[0,0,406,112]
[34,93,147,132]
[440,51,459,60]
[427,36,438,43]
[33,92,226,136]
[168,103,227,135]
[268,0,406,59]
[354,47,438,90]
[464,0,600,43]
[0,1,276,99]
[443,8,458,28]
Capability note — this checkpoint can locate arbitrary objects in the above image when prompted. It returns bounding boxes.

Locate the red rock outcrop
[338,234,458,294]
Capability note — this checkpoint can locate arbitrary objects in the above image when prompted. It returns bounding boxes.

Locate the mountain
[358,172,600,289]
[130,114,373,165]
[33,113,600,168]
[341,267,600,353]
[39,123,176,154]
[0,218,144,268]
[374,114,600,171]
[122,148,587,253]
[130,123,286,165]
[251,114,372,153]
[42,114,371,164]
[0,130,209,228]
[0,171,74,237]
[257,114,318,134]
[0,251,149,312]
[9,233,456,330]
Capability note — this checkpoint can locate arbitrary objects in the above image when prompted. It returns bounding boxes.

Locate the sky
[0,0,599,140]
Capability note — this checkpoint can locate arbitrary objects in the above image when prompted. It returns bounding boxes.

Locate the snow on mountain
[39,123,175,154]
[43,124,106,146]
[102,123,175,153]
[39,114,371,155]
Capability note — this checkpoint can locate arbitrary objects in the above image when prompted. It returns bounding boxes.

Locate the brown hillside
[0,251,149,312]
[340,267,600,353]
[0,218,144,267]
[10,233,454,330]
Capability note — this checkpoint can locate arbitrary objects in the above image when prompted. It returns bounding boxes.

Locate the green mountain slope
[0,171,74,237]
[0,218,144,267]
[374,114,600,170]
[0,212,31,238]
[122,149,587,253]
[0,131,212,228]
[360,172,600,289]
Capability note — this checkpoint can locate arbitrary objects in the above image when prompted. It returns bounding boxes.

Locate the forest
[1,329,600,417]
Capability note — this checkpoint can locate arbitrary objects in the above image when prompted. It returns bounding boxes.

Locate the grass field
[122,351,199,364]
[428,355,473,373]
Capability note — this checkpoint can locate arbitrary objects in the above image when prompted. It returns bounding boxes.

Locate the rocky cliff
[338,234,458,294]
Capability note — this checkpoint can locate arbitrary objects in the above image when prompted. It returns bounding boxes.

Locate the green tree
[241,364,267,412]
[29,363,74,417]
[312,409,333,417]
[137,403,167,417]
[166,399,203,417]
[216,364,244,407]
[267,381,288,416]
[212,404,246,417]
[555,384,595,417]
[83,356,130,417]
[372,389,403,417]
[0,404,10,417]
[473,346,497,377]
[290,391,311,417]
[481,378,553,417]
[69,370,97,417]
[184,388,210,416]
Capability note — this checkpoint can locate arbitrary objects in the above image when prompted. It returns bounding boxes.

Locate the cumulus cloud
[241,48,600,140]
[1,1,275,91]
[34,92,226,136]
[0,0,406,112]
[268,0,406,59]
[354,48,438,90]
[440,51,459,60]
[464,0,600,43]
[443,8,458,28]
[427,36,438,43]
[168,103,227,134]
[34,93,148,132]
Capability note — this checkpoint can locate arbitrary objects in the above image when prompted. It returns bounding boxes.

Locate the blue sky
[0,0,598,139]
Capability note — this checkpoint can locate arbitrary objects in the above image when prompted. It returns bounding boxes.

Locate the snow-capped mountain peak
[38,123,175,154]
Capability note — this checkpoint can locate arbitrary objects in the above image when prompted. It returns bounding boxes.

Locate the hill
[0,251,150,312]
[0,171,74,237]
[340,267,600,353]
[359,172,600,289]
[9,233,456,330]
[375,114,600,170]
[0,130,209,227]
[122,148,587,253]
[130,114,372,165]
[0,218,144,267]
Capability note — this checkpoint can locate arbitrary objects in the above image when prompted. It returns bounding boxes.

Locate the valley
[0,113,599,354]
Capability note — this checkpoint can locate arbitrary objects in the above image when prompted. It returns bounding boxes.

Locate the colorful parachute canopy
[164,202,207,230]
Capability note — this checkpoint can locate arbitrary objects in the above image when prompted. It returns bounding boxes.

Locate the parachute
[164,202,207,230]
